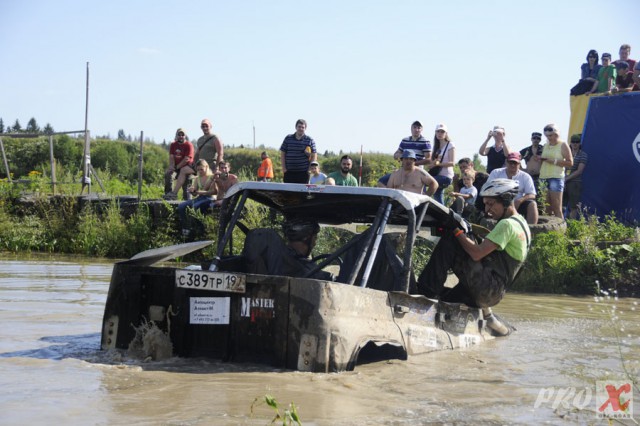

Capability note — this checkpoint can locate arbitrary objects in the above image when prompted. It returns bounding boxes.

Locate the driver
[416,179,531,335]
[281,218,334,281]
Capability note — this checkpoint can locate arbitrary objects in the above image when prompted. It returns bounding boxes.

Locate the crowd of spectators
[170,47,626,236]
[570,44,639,95]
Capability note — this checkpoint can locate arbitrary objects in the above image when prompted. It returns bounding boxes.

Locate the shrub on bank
[513,213,639,295]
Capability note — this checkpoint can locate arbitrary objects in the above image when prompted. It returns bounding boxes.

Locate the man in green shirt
[327,155,358,186]
[417,179,531,335]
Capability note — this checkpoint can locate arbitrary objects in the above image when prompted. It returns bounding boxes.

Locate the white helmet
[480,178,519,205]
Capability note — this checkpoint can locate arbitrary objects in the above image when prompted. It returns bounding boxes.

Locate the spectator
[212,161,238,207]
[416,179,531,335]
[164,128,194,200]
[387,150,438,196]
[171,119,224,200]
[455,158,489,215]
[634,62,640,88]
[570,49,602,96]
[327,155,358,186]
[449,172,477,214]
[257,151,274,182]
[479,126,511,173]
[194,118,224,170]
[612,62,638,93]
[539,124,573,219]
[593,53,616,94]
[280,119,317,184]
[377,173,392,188]
[177,159,216,236]
[394,121,432,168]
[428,124,456,205]
[488,152,538,224]
[564,134,588,219]
[308,161,331,185]
[519,132,545,193]
[612,43,636,71]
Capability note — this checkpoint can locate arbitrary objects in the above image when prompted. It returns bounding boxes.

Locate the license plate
[175,270,246,293]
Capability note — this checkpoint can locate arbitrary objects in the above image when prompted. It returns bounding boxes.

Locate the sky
[1,0,638,164]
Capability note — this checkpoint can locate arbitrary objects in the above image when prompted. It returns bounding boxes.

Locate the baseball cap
[570,134,582,143]
[435,123,448,132]
[615,61,629,70]
[507,152,521,162]
[176,128,187,136]
[401,149,417,160]
[309,161,319,166]
[531,132,542,138]
[412,120,423,127]
[602,52,611,59]
[493,126,505,134]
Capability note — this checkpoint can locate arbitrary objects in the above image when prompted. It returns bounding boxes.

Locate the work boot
[483,308,510,336]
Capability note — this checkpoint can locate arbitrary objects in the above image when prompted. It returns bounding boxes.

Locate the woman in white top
[428,123,456,205]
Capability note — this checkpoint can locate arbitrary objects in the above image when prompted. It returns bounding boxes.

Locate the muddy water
[0,256,638,425]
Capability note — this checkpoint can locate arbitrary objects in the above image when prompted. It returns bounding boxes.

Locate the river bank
[1,193,639,297]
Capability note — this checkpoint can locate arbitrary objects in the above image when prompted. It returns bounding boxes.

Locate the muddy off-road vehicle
[101,182,511,372]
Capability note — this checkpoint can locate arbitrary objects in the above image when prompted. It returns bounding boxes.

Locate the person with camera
[428,123,456,205]
[416,179,531,335]
[479,126,511,173]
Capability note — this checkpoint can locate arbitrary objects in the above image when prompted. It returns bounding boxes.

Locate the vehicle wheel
[479,215,566,237]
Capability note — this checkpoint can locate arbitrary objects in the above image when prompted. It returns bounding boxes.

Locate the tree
[117,129,126,140]
[26,117,40,133]
[0,118,4,133]
[43,123,54,135]
[12,119,22,132]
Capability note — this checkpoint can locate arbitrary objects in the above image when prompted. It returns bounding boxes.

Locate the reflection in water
[0,256,638,425]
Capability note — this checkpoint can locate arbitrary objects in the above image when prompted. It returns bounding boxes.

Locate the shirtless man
[387,150,438,196]
[212,161,238,207]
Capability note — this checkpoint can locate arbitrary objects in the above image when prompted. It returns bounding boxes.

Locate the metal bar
[359,202,393,287]
[347,198,390,285]
[209,191,248,271]
[401,208,417,293]
[302,230,367,279]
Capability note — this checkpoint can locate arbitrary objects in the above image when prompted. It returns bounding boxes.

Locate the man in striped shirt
[394,121,432,168]
[280,119,317,183]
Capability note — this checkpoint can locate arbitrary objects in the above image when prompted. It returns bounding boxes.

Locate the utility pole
[81,62,91,194]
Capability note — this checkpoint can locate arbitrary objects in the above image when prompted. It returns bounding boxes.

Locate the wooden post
[0,137,11,183]
[48,134,57,194]
[138,131,144,201]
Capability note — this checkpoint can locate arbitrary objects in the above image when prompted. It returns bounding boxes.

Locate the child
[450,172,477,206]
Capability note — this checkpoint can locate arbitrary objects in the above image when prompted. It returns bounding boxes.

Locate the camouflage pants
[417,232,507,308]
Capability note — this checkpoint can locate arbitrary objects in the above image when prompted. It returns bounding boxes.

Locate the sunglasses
[436,129,446,133]
[543,127,555,132]
[532,137,541,140]
[588,55,597,59]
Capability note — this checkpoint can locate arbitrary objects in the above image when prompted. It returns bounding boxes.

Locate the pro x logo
[633,131,640,164]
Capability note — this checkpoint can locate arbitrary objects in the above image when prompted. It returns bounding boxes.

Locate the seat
[241,229,286,275]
